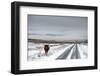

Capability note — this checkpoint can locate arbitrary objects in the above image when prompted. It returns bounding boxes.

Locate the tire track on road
[56,44,75,59]
[71,44,81,59]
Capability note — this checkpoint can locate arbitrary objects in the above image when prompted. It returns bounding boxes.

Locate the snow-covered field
[27,42,88,61]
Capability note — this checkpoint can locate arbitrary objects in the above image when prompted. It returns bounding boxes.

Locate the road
[56,44,81,59]
[71,44,81,59]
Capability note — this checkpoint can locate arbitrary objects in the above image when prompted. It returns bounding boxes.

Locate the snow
[27,43,88,61]
[67,45,76,59]
[46,44,74,60]
[77,44,88,59]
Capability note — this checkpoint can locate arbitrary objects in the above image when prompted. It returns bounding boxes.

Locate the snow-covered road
[28,43,88,61]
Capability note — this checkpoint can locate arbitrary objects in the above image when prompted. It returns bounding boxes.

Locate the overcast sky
[28,15,88,41]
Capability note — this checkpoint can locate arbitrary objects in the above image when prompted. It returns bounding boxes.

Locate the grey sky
[28,15,88,41]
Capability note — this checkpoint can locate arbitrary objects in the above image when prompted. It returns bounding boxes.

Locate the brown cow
[44,45,50,56]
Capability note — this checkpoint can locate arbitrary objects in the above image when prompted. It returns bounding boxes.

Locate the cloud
[28,15,88,41]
